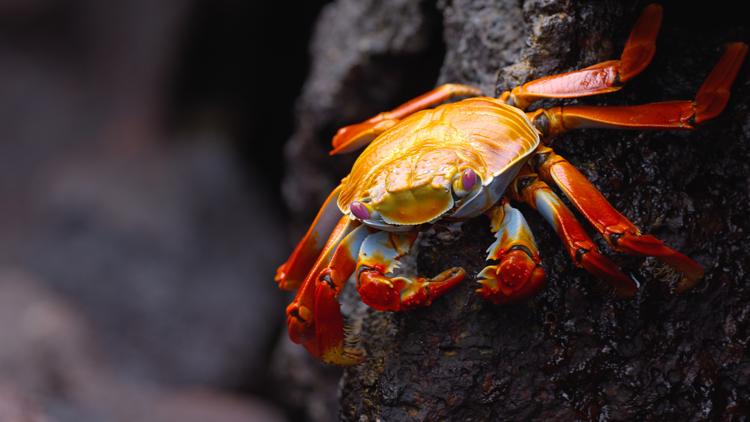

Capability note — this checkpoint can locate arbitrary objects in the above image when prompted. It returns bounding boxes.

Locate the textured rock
[280,0,750,419]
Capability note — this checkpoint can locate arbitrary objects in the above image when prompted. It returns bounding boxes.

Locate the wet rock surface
[280,0,750,420]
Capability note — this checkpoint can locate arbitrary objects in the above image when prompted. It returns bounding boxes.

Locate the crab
[275,4,748,365]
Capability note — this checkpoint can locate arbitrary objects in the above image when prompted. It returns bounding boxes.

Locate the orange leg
[477,200,546,304]
[511,170,638,297]
[275,185,344,291]
[533,146,703,292]
[501,4,663,109]
[330,83,482,155]
[355,231,466,312]
[528,42,748,136]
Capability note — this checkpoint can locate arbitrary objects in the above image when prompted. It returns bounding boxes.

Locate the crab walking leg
[528,43,748,135]
[306,225,370,365]
[275,185,344,291]
[355,231,466,312]
[476,200,546,304]
[330,83,482,155]
[285,216,358,345]
[500,4,662,109]
[511,170,638,297]
[533,146,704,291]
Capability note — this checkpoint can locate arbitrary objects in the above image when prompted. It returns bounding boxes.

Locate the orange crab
[276,4,748,365]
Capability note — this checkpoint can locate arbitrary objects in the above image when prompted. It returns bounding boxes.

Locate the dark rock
[279,0,750,419]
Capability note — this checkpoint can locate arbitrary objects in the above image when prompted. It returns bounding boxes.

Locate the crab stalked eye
[452,168,480,198]
[462,168,478,191]
[350,201,370,219]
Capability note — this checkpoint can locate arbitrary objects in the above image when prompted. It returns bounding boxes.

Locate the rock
[280,0,750,419]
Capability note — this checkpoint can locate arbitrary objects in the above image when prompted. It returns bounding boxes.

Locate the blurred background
[0,1,331,420]
[2,0,747,421]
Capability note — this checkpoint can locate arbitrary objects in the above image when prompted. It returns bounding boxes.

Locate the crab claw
[478,202,547,303]
[285,217,359,346]
[295,224,370,365]
[305,272,365,366]
[353,230,467,312]
[477,249,546,304]
[613,232,704,292]
[358,266,466,312]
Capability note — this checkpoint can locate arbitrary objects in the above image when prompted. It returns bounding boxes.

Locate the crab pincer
[477,201,547,304]
[355,231,466,312]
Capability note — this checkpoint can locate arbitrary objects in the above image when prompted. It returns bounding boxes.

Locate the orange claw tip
[579,250,638,298]
[274,263,296,290]
[274,263,286,281]
[613,234,704,292]
[675,273,704,294]
[329,119,398,155]
[286,304,314,344]
[694,41,749,124]
[725,41,749,56]
[666,258,704,294]
[429,267,467,285]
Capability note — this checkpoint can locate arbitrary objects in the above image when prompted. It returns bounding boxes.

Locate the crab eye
[462,168,478,191]
[350,201,370,219]
[452,168,480,198]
